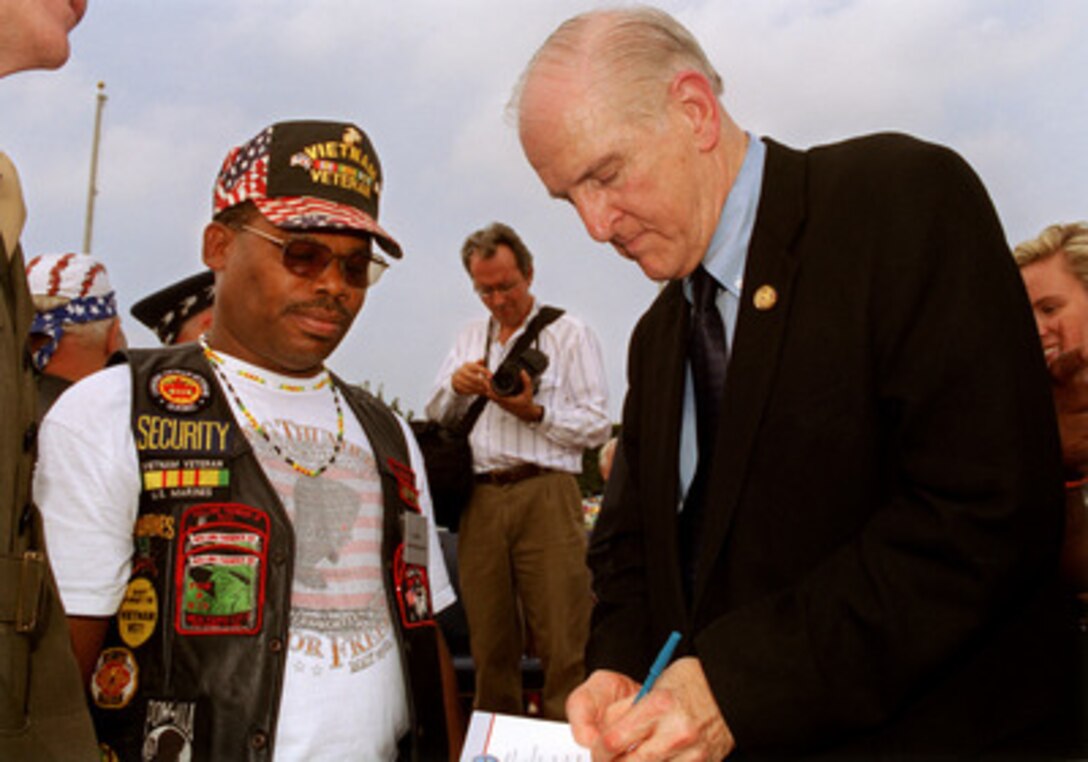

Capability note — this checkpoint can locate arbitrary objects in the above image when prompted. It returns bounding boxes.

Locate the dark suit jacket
[587,134,1075,758]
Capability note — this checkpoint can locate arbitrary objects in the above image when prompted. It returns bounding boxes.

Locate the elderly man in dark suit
[514,6,1072,760]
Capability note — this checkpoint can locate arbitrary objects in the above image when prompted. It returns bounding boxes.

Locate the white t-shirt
[35,353,454,761]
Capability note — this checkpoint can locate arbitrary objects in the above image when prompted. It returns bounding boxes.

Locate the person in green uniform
[1,2,100,760]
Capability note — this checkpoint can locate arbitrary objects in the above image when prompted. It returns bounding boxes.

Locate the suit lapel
[639,282,691,619]
[692,139,807,608]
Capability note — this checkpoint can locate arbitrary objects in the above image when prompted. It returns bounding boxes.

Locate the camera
[490,348,549,397]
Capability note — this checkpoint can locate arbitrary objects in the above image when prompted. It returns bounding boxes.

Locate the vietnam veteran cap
[212,120,402,259]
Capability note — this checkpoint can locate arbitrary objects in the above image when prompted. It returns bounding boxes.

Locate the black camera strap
[457,305,565,435]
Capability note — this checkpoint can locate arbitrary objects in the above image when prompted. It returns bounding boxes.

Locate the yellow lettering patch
[135,415,231,453]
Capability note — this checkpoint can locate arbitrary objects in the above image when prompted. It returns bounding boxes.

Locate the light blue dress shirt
[678,135,766,503]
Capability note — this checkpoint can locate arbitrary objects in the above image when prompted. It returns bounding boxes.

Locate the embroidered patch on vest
[143,463,229,491]
[91,647,139,709]
[386,456,420,511]
[393,545,434,629]
[132,512,173,580]
[135,512,176,540]
[98,742,119,762]
[140,457,231,502]
[132,549,159,579]
[118,577,158,649]
[175,503,269,636]
[149,368,212,413]
[143,699,195,761]
[135,417,232,455]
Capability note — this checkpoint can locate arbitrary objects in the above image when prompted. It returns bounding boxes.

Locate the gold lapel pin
[753,284,778,311]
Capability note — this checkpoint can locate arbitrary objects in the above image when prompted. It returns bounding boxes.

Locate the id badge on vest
[401,511,428,567]
[395,512,434,628]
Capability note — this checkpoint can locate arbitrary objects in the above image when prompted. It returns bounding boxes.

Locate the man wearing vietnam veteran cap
[34,120,461,761]
[130,270,215,346]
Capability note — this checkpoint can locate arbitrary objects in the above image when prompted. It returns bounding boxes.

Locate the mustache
[284,297,353,321]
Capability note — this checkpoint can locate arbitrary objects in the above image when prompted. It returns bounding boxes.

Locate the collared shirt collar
[677,135,766,502]
[687,134,766,299]
[488,297,540,346]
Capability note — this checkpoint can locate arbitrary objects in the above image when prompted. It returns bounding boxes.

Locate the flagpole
[82,81,107,254]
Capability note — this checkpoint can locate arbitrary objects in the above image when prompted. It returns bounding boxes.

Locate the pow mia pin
[143,699,196,761]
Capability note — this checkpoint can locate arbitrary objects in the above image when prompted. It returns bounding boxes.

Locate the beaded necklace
[201,337,345,478]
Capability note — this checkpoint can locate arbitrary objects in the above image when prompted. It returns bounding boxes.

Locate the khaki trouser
[458,471,591,720]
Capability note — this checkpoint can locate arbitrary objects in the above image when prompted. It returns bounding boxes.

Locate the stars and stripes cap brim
[251,196,403,260]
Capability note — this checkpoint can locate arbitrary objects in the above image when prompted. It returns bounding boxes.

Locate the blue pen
[634,630,682,703]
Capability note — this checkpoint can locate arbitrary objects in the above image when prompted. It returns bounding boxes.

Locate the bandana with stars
[26,252,118,371]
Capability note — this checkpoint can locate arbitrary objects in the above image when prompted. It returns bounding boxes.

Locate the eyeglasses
[474,280,522,299]
[237,225,389,288]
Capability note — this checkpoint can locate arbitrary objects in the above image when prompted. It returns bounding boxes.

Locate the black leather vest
[89,344,448,761]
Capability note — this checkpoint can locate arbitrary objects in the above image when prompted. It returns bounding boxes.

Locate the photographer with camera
[425,221,610,720]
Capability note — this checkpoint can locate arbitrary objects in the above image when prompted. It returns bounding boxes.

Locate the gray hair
[509,5,723,123]
[461,221,534,277]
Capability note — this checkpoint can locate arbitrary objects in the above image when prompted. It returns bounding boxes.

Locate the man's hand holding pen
[567,659,735,761]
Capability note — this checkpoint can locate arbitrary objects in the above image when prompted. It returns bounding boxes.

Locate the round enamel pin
[150,369,211,414]
[753,285,778,311]
[91,647,139,709]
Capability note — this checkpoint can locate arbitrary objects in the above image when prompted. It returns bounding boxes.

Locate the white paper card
[459,711,589,762]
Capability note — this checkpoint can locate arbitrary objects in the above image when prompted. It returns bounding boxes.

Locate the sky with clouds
[3,0,1086,419]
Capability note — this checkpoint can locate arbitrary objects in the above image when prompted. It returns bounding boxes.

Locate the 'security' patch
[135,417,231,454]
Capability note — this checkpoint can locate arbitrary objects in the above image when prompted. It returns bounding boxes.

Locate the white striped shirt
[425,301,611,473]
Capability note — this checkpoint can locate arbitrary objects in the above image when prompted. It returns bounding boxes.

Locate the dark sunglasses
[238,224,389,288]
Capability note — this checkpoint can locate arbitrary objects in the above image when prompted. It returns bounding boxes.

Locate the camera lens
[490,363,523,397]
[490,348,549,398]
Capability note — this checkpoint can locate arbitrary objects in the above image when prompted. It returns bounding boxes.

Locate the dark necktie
[680,265,728,601]
[689,266,728,456]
